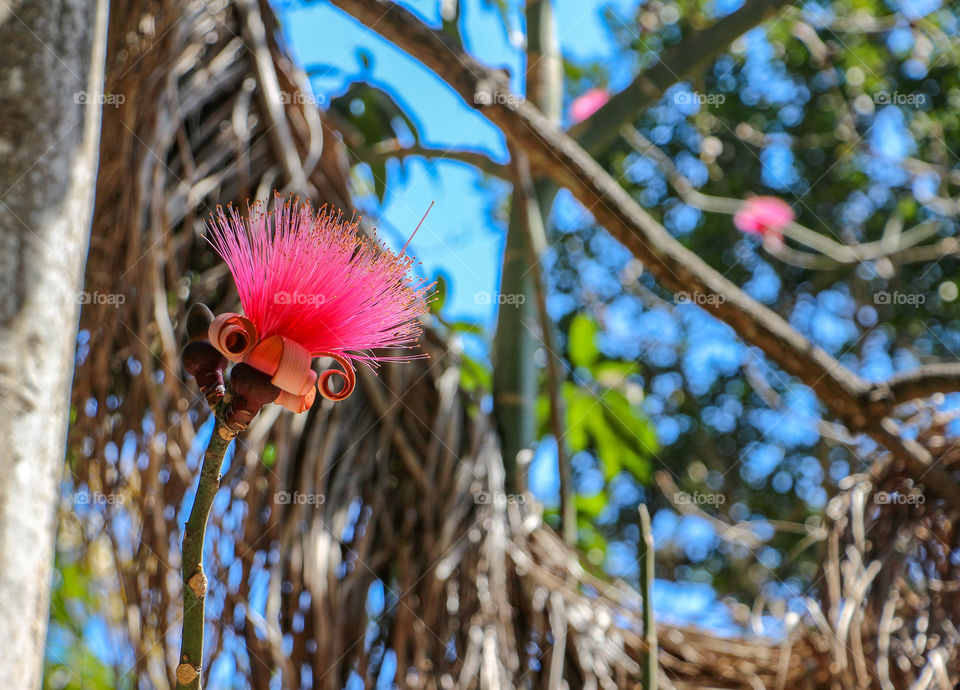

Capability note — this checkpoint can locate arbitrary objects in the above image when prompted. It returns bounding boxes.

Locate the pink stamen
[402,200,435,256]
[206,194,431,367]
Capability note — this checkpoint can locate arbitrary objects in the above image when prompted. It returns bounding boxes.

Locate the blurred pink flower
[207,195,431,367]
[734,196,794,238]
[570,88,610,124]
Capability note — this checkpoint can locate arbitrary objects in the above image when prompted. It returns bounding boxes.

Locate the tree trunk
[0,0,107,685]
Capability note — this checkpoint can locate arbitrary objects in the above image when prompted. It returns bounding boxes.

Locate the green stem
[175,417,235,690]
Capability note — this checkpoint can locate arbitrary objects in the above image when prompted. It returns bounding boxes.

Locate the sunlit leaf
[575,491,608,518]
[568,312,600,368]
[431,273,448,314]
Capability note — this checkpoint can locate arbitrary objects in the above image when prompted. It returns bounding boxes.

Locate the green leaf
[575,491,608,518]
[590,360,637,384]
[262,443,277,469]
[596,390,656,483]
[586,408,622,480]
[430,274,448,314]
[620,447,651,484]
[372,161,387,203]
[564,383,594,452]
[568,313,600,368]
[460,353,492,394]
[603,390,657,448]
[535,393,550,431]
[331,82,422,152]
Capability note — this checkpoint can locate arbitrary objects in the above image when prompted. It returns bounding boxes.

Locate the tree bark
[0,0,108,685]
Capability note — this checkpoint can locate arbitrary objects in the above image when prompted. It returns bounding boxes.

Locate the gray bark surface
[0,0,107,685]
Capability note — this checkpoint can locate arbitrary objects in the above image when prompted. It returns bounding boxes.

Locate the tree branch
[176,418,236,690]
[620,125,945,267]
[327,0,868,417]
[886,364,960,406]
[362,139,509,178]
[569,0,796,155]
[328,0,960,503]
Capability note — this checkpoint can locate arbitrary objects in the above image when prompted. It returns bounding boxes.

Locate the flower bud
[181,341,228,404]
[225,363,280,430]
[186,303,216,342]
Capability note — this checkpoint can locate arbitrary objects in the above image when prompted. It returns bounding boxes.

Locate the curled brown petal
[229,363,280,408]
[275,387,317,413]
[317,352,356,401]
[270,337,314,395]
[244,335,284,377]
[209,312,258,361]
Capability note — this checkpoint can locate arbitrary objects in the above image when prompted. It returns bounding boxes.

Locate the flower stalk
[173,194,429,686]
[175,417,235,690]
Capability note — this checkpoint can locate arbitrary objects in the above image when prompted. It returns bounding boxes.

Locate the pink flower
[204,195,431,409]
[208,196,431,365]
[734,196,794,238]
[570,88,610,124]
